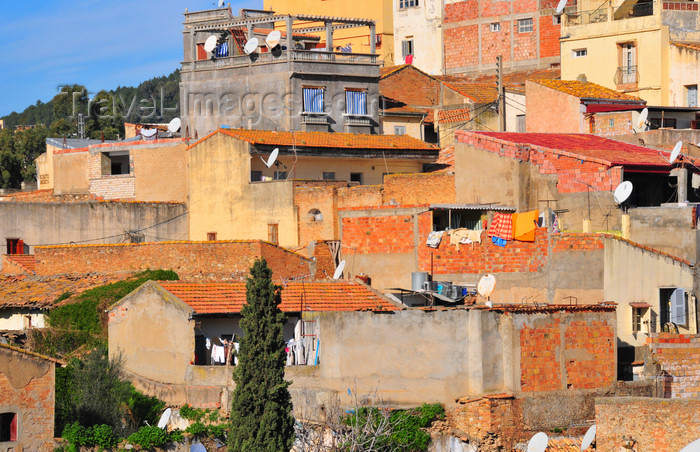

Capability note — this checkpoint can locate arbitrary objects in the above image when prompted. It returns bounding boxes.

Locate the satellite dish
[581,424,596,451]
[140,128,157,138]
[680,438,700,452]
[266,30,281,49]
[477,274,496,299]
[218,0,225,7]
[485,300,493,308]
[190,442,207,452]
[157,408,171,429]
[333,260,346,279]
[669,141,682,164]
[527,432,549,452]
[204,35,218,53]
[167,117,181,133]
[637,107,648,128]
[244,37,259,55]
[613,181,633,204]
[260,148,279,168]
[555,0,567,13]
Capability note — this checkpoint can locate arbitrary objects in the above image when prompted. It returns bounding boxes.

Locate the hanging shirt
[489,213,513,241]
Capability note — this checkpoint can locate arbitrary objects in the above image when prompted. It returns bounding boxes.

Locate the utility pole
[496,55,506,132]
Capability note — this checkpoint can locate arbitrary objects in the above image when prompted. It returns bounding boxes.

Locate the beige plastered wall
[603,237,697,348]
[561,16,667,105]
[668,44,700,107]
[133,142,188,202]
[263,0,395,66]
[53,152,89,194]
[393,0,444,74]
[381,115,424,140]
[0,309,46,331]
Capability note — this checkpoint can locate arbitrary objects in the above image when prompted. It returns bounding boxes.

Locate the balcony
[615,65,638,86]
[344,115,372,126]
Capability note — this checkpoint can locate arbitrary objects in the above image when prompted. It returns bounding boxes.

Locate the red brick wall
[341,212,417,254]
[596,397,700,452]
[457,132,623,193]
[539,16,560,58]
[444,26,479,70]
[2,255,29,274]
[444,0,479,22]
[295,186,339,245]
[35,241,313,281]
[383,173,455,205]
[520,315,616,392]
[0,347,55,451]
[337,185,383,209]
[647,334,700,398]
[452,395,523,450]
[594,111,635,137]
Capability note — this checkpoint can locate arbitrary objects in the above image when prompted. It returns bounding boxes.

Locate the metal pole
[497,55,506,132]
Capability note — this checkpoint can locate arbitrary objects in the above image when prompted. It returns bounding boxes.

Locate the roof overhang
[430,203,516,211]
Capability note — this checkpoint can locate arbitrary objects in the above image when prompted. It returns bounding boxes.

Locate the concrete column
[621,213,630,239]
[583,218,591,233]
[286,16,293,51]
[369,24,376,54]
[246,22,253,40]
[671,167,688,203]
[325,22,333,51]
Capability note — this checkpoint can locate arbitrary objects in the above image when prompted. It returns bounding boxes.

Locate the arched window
[308,209,323,222]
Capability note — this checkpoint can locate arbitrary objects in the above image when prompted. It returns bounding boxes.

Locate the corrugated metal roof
[430,203,516,211]
[46,137,115,149]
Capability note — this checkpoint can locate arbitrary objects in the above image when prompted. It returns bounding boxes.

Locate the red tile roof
[438,108,472,123]
[449,67,561,94]
[157,281,400,314]
[0,273,131,309]
[672,41,700,52]
[534,79,643,101]
[545,436,587,451]
[467,132,688,167]
[379,65,441,107]
[441,82,498,103]
[0,343,66,365]
[190,129,438,152]
[0,189,184,205]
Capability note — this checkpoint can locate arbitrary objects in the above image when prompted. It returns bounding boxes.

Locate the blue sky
[0,0,259,117]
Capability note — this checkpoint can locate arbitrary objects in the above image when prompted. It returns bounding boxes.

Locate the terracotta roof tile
[0,343,66,365]
[0,189,184,205]
[441,82,498,103]
[438,108,472,123]
[3,255,36,274]
[545,436,587,451]
[534,79,643,101]
[157,281,400,314]
[465,131,689,167]
[672,41,700,52]
[0,273,131,309]
[379,65,441,108]
[190,128,438,152]
[448,67,561,94]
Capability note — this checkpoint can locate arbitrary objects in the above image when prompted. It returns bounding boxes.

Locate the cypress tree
[229,259,295,452]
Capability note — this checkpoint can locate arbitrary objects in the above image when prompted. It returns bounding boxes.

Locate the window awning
[629,302,651,308]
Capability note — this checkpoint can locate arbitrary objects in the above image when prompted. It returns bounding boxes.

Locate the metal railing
[182,49,378,72]
[615,65,638,85]
[564,0,658,25]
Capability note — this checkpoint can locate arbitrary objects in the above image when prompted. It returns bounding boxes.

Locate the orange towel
[512,209,539,242]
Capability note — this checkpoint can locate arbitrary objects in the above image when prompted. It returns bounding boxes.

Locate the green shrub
[127,387,165,428]
[127,425,170,449]
[61,422,118,452]
[181,405,227,439]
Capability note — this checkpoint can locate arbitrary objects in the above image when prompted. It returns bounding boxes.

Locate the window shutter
[671,288,686,325]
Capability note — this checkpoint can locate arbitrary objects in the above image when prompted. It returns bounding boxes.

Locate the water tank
[412,272,429,292]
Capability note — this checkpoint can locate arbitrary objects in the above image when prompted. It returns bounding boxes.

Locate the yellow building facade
[263,0,394,66]
[560,1,700,107]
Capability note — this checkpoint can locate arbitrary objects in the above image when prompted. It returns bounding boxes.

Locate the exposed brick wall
[312,241,336,280]
[452,395,523,451]
[520,315,616,392]
[647,334,700,398]
[539,16,560,58]
[337,185,383,209]
[444,0,479,23]
[444,26,479,70]
[341,213,417,254]
[457,132,623,193]
[2,255,29,274]
[383,173,455,205]
[295,186,339,245]
[596,397,700,452]
[35,241,313,281]
[89,176,136,200]
[0,347,55,451]
[594,111,635,137]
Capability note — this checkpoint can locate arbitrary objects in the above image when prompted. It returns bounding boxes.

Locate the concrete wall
[0,309,46,331]
[596,397,700,452]
[0,346,55,452]
[381,115,424,140]
[628,205,697,264]
[0,201,187,255]
[53,152,89,195]
[393,0,444,74]
[603,236,696,348]
[132,142,188,202]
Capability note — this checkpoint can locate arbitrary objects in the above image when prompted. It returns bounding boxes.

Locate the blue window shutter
[346,91,366,115]
[671,288,686,325]
[304,88,324,113]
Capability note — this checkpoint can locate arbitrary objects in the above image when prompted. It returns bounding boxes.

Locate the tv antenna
[260,148,279,168]
[580,424,596,450]
[204,35,218,53]
[167,117,181,133]
[244,37,259,55]
[477,274,496,308]
[527,432,549,452]
[333,260,346,279]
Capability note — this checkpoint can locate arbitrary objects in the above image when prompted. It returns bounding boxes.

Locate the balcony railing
[615,66,638,85]
[564,0,657,25]
[182,49,378,72]
[301,113,329,124]
[344,115,371,126]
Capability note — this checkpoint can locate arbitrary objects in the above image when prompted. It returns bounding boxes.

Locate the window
[6,238,23,255]
[302,87,324,113]
[207,232,217,241]
[609,118,615,128]
[345,90,367,115]
[399,0,418,8]
[196,43,207,60]
[101,151,130,176]
[516,115,526,132]
[307,209,323,222]
[553,14,561,25]
[214,41,229,58]
[401,40,413,59]
[518,18,533,33]
[268,223,279,245]
[686,84,698,108]
[250,170,262,182]
[617,42,637,85]
[572,48,587,58]
[350,172,363,184]
[394,125,407,135]
[660,288,688,329]
[323,172,335,180]
[490,23,500,32]
[632,307,647,333]
[0,412,17,442]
